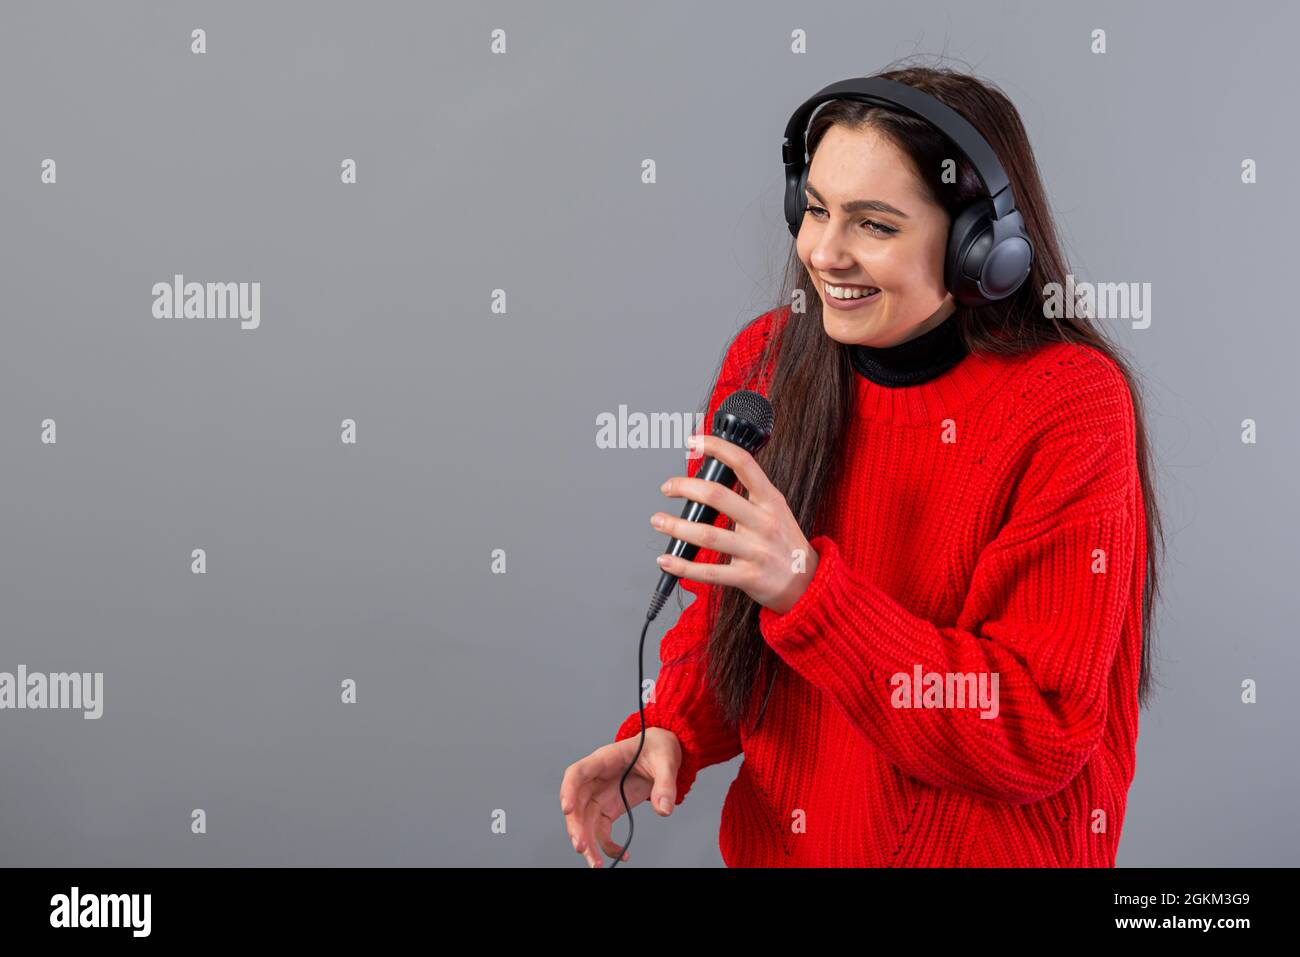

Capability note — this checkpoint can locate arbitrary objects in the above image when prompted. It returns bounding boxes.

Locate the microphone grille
[717,389,775,437]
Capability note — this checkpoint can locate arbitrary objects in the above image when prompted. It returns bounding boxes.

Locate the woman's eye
[804,205,896,236]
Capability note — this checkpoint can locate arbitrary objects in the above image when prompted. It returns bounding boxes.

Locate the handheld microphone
[646,389,775,622]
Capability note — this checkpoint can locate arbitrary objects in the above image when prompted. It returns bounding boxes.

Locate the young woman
[560,64,1163,867]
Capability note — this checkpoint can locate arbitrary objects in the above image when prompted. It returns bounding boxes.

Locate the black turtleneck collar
[847,311,968,387]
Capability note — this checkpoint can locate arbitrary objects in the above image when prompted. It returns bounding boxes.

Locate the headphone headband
[782,76,1015,220]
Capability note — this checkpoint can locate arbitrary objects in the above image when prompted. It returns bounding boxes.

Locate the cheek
[878,237,946,293]
[859,248,909,292]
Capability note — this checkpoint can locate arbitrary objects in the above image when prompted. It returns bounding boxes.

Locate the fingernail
[656,555,669,566]
[658,797,671,813]
[660,480,670,492]
[651,514,664,528]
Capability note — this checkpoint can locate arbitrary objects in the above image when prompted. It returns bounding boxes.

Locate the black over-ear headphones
[783,76,1034,307]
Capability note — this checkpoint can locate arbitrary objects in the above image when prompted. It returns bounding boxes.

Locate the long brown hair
[694,61,1165,734]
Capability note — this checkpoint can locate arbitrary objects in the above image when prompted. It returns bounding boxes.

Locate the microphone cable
[609,593,669,867]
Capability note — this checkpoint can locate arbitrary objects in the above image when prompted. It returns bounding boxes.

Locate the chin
[820,299,885,336]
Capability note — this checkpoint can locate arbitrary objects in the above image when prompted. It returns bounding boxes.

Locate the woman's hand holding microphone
[653,433,819,614]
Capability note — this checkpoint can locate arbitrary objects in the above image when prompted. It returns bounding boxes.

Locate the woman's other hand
[559,727,682,868]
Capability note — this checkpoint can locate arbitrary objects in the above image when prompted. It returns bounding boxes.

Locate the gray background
[1,0,1296,867]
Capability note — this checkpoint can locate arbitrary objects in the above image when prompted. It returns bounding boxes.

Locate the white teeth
[825,283,880,300]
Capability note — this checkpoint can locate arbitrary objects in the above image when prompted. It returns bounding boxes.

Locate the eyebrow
[805,183,909,219]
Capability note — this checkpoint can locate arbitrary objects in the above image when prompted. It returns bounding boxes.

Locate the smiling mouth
[823,282,881,300]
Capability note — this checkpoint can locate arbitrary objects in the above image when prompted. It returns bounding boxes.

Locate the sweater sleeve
[756,373,1140,805]
[610,313,777,804]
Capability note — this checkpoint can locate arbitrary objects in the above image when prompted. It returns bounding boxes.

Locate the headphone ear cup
[787,166,810,238]
[945,199,1033,306]
[945,200,994,306]
[981,210,1034,300]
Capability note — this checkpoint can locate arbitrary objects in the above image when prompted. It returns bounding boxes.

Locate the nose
[809,227,854,273]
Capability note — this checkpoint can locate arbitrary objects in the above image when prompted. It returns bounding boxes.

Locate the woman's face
[796,124,956,347]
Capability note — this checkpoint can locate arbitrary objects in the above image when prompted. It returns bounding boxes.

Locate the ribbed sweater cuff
[758,534,860,659]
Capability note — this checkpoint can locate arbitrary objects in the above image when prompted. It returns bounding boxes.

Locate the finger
[559,758,599,817]
[566,793,599,864]
[579,795,607,867]
[593,759,646,862]
[564,797,594,857]
[650,510,756,561]
[648,751,679,817]
[561,762,604,855]
[596,810,630,862]
[662,475,765,530]
[656,550,744,588]
[689,434,781,505]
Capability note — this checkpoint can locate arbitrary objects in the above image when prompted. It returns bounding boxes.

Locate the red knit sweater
[615,305,1146,867]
